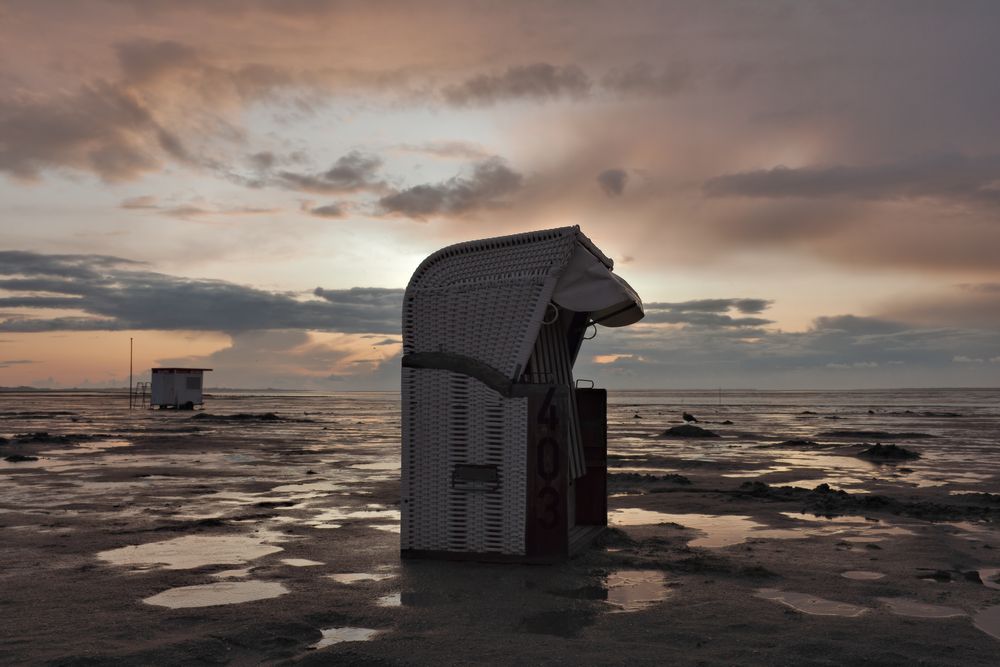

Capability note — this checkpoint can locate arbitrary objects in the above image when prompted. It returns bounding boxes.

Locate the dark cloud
[703,154,1000,206]
[647,298,773,315]
[0,359,37,368]
[812,315,907,335]
[641,299,774,328]
[0,251,401,334]
[274,151,384,193]
[307,203,345,218]
[377,158,522,219]
[442,63,591,106]
[0,82,163,181]
[116,39,201,84]
[597,168,627,196]
[602,61,692,97]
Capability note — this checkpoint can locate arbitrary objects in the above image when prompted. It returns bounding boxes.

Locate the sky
[1,0,999,390]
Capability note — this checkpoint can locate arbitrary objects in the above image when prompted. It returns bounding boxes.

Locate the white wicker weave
[401,226,638,557]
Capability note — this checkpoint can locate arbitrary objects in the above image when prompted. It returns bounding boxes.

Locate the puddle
[328,572,396,584]
[376,592,401,607]
[143,581,288,608]
[281,558,323,567]
[350,460,400,470]
[312,627,381,649]
[979,568,1000,590]
[973,605,1000,642]
[605,570,670,613]
[270,481,347,493]
[211,568,253,579]
[610,509,804,548]
[948,521,1000,547]
[877,597,965,618]
[841,571,886,581]
[310,508,401,522]
[756,588,868,617]
[369,524,401,533]
[98,532,285,570]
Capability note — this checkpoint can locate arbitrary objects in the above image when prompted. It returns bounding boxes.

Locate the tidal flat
[1,388,999,665]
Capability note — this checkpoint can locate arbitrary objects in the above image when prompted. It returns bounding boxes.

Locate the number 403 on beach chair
[400,226,644,562]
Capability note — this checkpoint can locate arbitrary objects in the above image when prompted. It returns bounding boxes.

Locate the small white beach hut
[150,368,212,409]
[401,226,643,562]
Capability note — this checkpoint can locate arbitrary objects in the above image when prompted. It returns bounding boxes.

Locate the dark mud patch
[519,609,596,637]
[857,443,921,461]
[4,454,38,462]
[191,413,315,423]
[737,481,1000,521]
[610,473,692,485]
[819,430,936,440]
[658,425,720,438]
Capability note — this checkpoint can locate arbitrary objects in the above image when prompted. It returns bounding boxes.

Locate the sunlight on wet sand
[605,570,670,613]
[312,627,381,649]
[143,581,288,608]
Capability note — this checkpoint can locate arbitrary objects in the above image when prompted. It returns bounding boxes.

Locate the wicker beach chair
[401,226,643,561]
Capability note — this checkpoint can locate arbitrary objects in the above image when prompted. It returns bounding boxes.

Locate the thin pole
[129,337,133,410]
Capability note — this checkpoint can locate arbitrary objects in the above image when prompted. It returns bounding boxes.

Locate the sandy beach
[1,388,998,665]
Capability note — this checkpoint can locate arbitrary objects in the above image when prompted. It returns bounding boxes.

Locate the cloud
[641,299,774,328]
[597,168,627,196]
[953,355,984,364]
[0,359,37,368]
[703,154,1000,206]
[442,63,591,106]
[602,61,693,97]
[395,141,490,160]
[377,158,522,219]
[0,82,166,181]
[120,195,160,209]
[0,250,402,334]
[307,203,345,218]
[812,315,906,335]
[273,151,384,194]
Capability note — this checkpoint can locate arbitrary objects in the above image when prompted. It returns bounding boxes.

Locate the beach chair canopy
[402,225,643,383]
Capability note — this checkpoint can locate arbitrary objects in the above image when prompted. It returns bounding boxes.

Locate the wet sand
[1,389,999,665]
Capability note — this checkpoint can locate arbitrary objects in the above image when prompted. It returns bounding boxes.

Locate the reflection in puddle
[328,572,396,584]
[609,509,903,548]
[756,588,868,617]
[841,571,886,581]
[281,558,323,567]
[948,521,1000,547]
[979,568,1000,591]
[211,567,253,579]
[973,605,1000,642]
[877,597,965,618]
[605,570,669,613]
[98,532,285,570]
[313,627,380,649]
[369,524,400,533]
[376,592,401,607]
[271,481,347,493]
[351,460,400,470]
[143,581,288,608]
